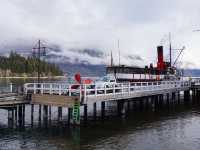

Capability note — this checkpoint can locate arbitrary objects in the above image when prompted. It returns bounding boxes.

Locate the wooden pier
[1,78,200,126]
[23,80,194,124]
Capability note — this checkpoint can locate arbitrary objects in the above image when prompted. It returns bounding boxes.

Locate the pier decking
[0,93,27,108]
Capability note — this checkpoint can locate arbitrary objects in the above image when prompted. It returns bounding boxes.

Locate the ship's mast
[169,32,172,67]
[168,32,185,67]
[118,39,121,66]
[111,51,113,66]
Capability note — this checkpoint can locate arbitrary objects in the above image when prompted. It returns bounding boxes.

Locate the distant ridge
[58,63,106,77]
[183,69,200,77]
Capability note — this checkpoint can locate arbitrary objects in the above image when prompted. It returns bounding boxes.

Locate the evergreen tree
[0,51,63,76]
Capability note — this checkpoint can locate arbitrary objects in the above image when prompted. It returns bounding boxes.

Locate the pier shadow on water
[80,95,200,150]
[0,105,80,150]
[1,96,200,150]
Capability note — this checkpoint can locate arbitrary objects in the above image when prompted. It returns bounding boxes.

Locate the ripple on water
[81,106,200,150]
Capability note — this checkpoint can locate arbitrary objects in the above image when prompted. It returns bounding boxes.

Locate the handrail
[24,80,191,103]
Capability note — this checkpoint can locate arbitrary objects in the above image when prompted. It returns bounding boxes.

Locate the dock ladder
[72,99,80,125]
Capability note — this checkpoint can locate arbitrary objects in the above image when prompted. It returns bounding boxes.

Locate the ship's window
[131,83,135,86]
[136,83,141,86]
[100,76,109,82]
[142,83,147,86]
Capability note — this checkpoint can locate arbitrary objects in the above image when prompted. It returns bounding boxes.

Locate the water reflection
[0,126,80,150]
[0,105,80,150]
[1,78,200,150]
[81,103,200,150]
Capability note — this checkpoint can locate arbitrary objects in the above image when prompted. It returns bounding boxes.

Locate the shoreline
[0,76,67,79]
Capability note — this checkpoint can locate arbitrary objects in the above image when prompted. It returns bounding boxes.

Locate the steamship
[106,46,181,82]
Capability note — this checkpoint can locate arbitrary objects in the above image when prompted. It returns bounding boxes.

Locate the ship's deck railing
[24,80,191,103]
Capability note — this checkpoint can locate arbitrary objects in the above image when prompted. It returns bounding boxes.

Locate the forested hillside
[0,52,63,77]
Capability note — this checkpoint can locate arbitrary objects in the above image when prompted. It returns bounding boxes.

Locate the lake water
[1,79,200,150]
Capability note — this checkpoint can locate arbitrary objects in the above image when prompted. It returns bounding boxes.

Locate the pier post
[93,102,97,121]
[139,98,144,111]
[101,101,105,120]
[166,93,170,106]
[127,100,130,113]
[43,105,48,127]
[192,89,196,103]
[58,107,62,121]
[184,90,190,102]
[84,104,88,123]
[22,104,25,126]
[196,90,200,104]
[12,109,14,122]
[11,109,14,127]
[14,106,18,125]
[49,106,51,120]
[68,108,72,125]
[145,97,150,110]
[8,109,14,128]
[177,92,180,104]
[154,95,159,110]
[196,90,199,98]
[172,92,176,105]
[31,104,34,126]
[117,100,125,116]
[39,104,42,122]
[159,95,164,108]
[150,96,155,110]
[197,90,200,104]
[18,105,23,127]
[43,105,48,119]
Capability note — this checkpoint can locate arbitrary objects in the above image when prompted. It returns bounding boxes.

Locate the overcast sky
[1,0,200,68]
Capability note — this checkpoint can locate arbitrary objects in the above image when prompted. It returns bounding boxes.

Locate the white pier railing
[191,77,200,86]
[24,80,191,104]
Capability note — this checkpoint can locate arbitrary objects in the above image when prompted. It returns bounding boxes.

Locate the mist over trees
[0,51,63,77]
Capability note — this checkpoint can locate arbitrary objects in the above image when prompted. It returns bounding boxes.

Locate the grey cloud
[127,55,143,61]
[71,49,105,58]
[0,0,200,67]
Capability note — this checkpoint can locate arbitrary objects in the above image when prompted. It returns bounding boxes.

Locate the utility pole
[32,40,46,84]
[38,40,41,84]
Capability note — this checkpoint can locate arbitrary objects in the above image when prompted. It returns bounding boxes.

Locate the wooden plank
[0,95,28,107]
[0,100,28,107]
[31,94,79,108]
[0,93,18,98]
